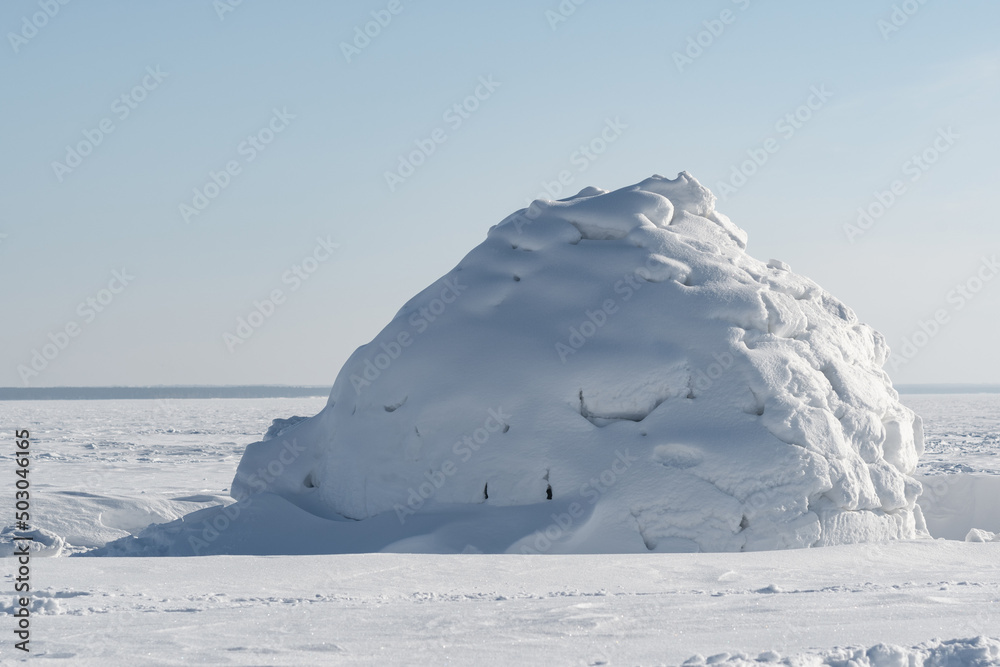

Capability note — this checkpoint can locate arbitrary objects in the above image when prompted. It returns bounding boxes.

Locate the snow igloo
[233,172,928,553]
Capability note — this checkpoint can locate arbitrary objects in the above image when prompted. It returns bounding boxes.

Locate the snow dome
[227,172,928,554]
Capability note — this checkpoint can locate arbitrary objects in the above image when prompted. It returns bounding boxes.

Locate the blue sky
[2,0,998,386]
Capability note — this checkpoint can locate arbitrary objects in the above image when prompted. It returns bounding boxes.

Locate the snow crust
[220,171,928,553]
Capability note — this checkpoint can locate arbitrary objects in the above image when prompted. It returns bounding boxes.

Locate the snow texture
[14,542,1000,665]
[683,636,1000,666]
[224,172,927,554]
[1,397,995,662]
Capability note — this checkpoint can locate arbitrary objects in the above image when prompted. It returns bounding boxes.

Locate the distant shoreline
[0,386,330,400]
[0,384,997,400]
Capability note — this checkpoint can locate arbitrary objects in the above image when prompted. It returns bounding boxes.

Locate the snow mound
[966,528,1000,543]
[167,172,932,554]
[684,636,1000,666]
[0,527,65,558]
[0,489,232,556]
[262,415,310,440]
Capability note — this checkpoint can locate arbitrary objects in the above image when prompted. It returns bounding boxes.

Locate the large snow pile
[219,172,928,554]
[684,636,1000,666]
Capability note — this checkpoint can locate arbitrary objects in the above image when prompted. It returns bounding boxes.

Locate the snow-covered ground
[906,394,1000,545]
[908,394,1000,477]
[2,397,326,555]
[1,394,998,663]
[11,543,1000,666]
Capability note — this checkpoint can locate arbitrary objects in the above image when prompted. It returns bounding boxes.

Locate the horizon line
[1,383,999,401]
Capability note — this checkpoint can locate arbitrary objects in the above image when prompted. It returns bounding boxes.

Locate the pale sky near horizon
[2,1,999,387]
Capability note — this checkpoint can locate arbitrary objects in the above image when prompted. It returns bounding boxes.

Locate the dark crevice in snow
[303,472,316,489]
[739,514,749,531]
[743,387,765,416]
[502,422,510,433]
[546,484,553,500]
[384,396,407,412]
[483,483,488,501]
[684,367,698,399]
[631,510,656,551]
[762,298,777,336]
[414,426,420,437]
[578,389,665,426]
[819,364,848,406]
[513,275,521,282]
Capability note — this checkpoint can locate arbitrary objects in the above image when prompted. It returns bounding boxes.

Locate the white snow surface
[684,636,1000,666]
[6,542,1000,665]
[1,396,997,664]
[0,398,319,556]
[224,172,926,554]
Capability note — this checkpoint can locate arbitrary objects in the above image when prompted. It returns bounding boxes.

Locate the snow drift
[88,172,926,557]
[220,172,928,554]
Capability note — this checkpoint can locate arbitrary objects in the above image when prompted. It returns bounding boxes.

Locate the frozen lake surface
[1,394,997,664]
[905,393,1000,476]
